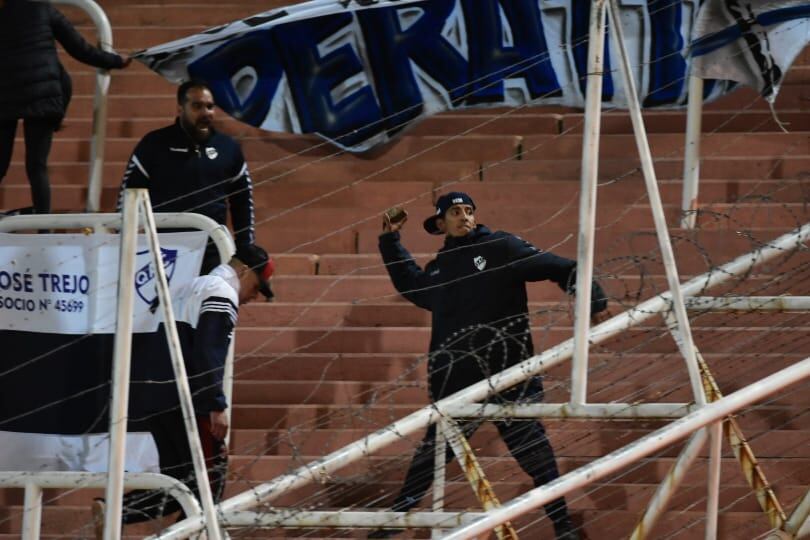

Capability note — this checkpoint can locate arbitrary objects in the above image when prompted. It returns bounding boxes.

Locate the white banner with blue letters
[134,0,746,151]
[0,232,206,335]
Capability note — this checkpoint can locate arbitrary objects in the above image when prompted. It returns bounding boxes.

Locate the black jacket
[129,271,238,417]
[379,225,606,395]
[0,0,125,122]
[119,120,256,248]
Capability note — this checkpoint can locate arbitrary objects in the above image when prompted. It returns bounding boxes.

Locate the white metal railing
[0,472,202,540]
[0,212,234,265]
[49,0,114,213]
[0,211,235,539]
[442,355,810,539]
[152,220,810,539]
[113,191,223,540]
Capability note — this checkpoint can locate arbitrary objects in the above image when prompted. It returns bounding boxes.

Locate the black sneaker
[554,518,581,540]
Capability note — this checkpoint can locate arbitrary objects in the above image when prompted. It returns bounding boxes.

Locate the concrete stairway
[1,3,809,539]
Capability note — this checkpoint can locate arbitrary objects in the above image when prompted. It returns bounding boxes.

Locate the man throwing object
[374,192,609,540]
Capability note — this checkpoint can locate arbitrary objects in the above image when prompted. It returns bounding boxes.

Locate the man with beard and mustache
[118,80,256,273]
[371,192,610,540]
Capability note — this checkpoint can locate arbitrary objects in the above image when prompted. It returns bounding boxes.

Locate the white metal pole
[50,0,113,213]
[686,296,810,311]
[681,75,705,229]
[785,488,810,536]
[432,422,447,540]
[139,194,223,540]
[21,481,43,540]
[441,355,810,540]
[705,422,723,539]
[224,339,235,449]
[155,223,810,540]
[103,188,141,540]
[606,0,706,406]
[445,402,693,419]
[629,429,708,540]
[223,510,486,528]
[571,0,607,406]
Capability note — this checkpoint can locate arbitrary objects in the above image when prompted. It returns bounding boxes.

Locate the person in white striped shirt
[94,244,274,536]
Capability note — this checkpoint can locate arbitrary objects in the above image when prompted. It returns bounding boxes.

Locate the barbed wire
[1,2,809,538]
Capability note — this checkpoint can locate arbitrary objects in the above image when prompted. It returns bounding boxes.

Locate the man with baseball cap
[233,243,275,301]
[94,243,274,536]
[374,192,608,540]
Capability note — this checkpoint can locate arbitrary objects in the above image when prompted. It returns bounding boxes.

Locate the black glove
[590,281,608,314]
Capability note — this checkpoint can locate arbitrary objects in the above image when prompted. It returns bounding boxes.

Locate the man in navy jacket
[374,192,608,539]
[118,80,255,272]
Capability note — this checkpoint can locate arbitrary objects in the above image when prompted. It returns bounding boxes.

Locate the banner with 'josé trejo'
[0,232,207,335]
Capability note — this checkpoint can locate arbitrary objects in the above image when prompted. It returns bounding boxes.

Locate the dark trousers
[0,117,54,213]
[389,379,570,525]
[122,408,228,524]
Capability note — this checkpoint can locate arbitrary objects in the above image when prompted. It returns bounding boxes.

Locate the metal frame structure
[152,217,810,539]
[0,209,235,539]
[7,0,802,537]
[149,0,809,536]
[0,472,201,540]
[48,0,114,213]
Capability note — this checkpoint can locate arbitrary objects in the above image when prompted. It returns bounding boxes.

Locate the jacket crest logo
[473,255,487,271]
[134,248,178,306]
[206,147,218,159]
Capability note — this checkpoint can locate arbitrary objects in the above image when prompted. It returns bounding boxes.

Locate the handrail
[0,212,236,267]
[0,471,202,540]
[49,0,114,213]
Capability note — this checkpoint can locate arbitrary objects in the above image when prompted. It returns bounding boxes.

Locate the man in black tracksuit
[374,192,608,540]
[118,80,255,273]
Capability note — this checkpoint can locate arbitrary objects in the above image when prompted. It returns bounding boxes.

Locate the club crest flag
[690,0,810,102]
[134,0,761,152]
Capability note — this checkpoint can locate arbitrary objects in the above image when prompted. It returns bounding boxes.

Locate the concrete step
[482,154,810,182]
[253,203,809,250]
[225,453,810,488]
[236,300,810,328]
[233,324,810,356]
[519,132,809,161]
[12,130,808,167]
[228,377,809,408]
[31,129,523,164]
[228,424,810,462]
[231,352,805,385]
[257,271,802,304]
[565,109,810,134]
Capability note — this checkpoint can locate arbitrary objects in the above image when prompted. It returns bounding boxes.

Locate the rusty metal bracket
[696,352,788,529]
[440,418,519,540]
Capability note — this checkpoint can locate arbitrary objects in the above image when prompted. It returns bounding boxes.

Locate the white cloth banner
[691,0,810,101]
[0,232,206,334]
[0,431,158,473]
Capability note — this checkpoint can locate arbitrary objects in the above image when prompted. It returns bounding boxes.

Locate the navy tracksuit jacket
[378,224,607,523]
